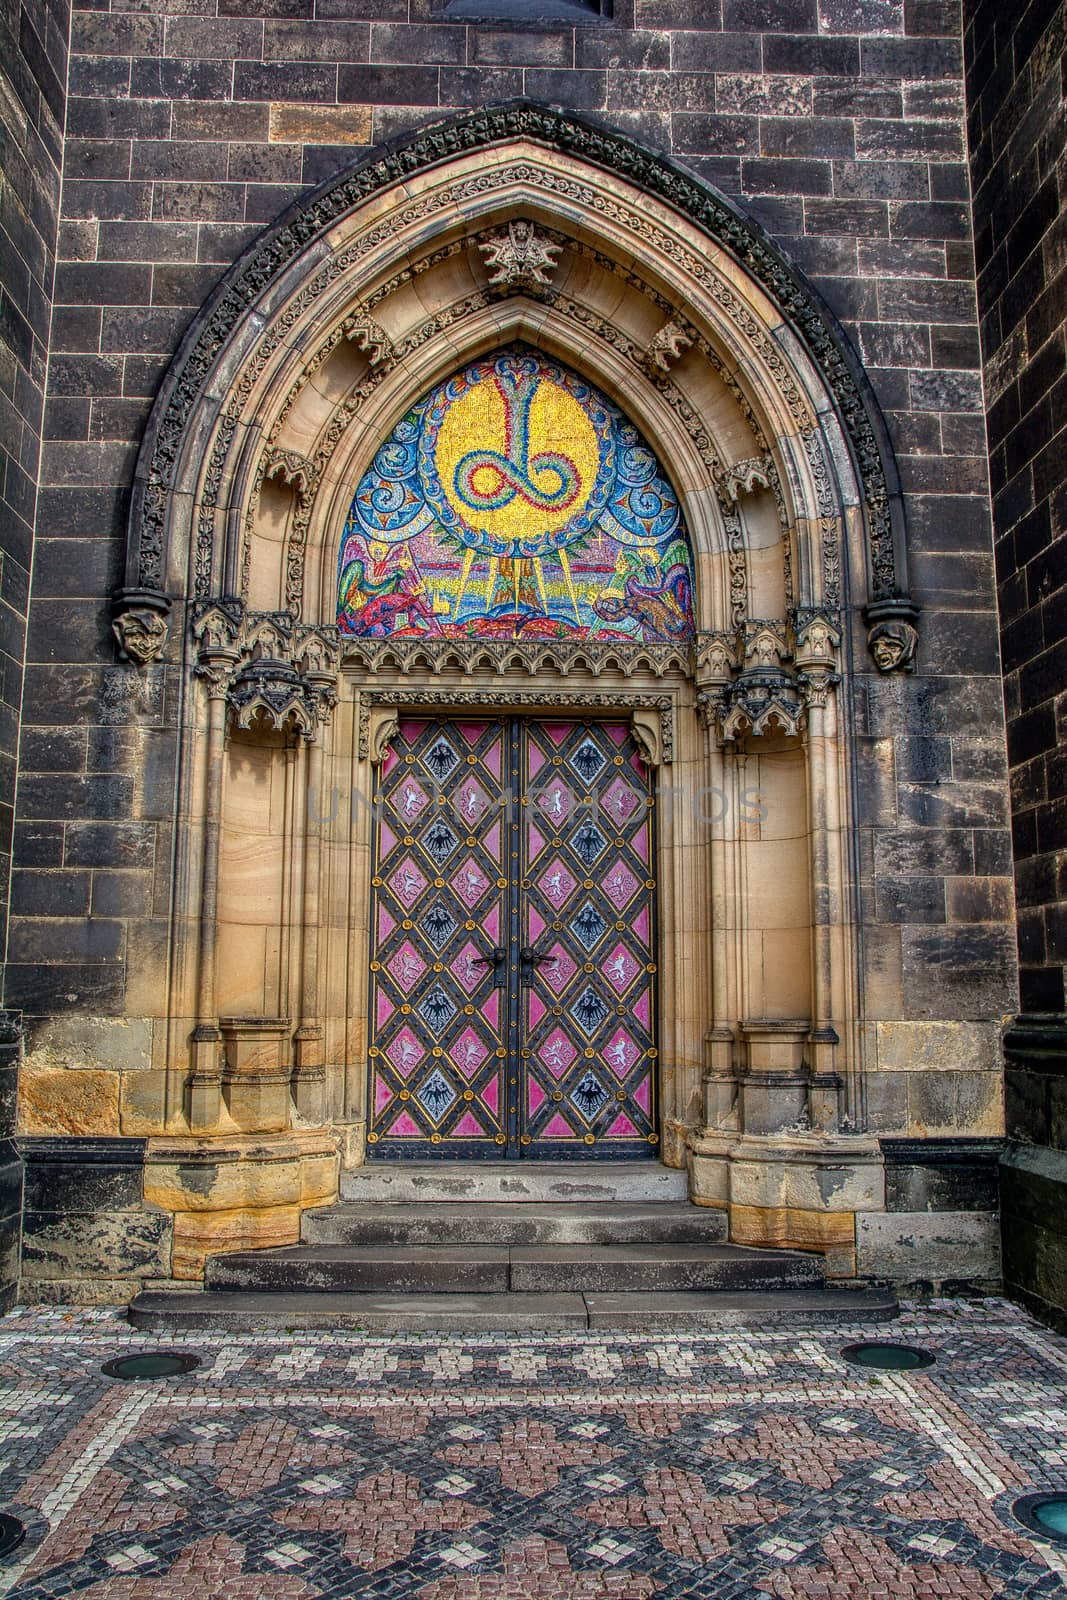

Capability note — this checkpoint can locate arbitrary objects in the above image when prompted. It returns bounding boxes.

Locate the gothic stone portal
[367,718,658,1160]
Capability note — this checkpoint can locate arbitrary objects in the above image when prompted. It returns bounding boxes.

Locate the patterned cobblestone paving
[2,1300,1067,1597]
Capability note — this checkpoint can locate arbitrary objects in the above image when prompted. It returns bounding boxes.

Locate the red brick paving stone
[908,1377,1031,1490]
[417,1533,663,1598]
[877,1460,1035,1559]
[579,1466,788,1562]
[440,1418,623,1496]
[703,1415,889,1488]
[21,1467,187,1579]
[69,1532,318,1598]
[372,1407,432,1439]
[756,1527,1007,1599]
[618,1404,689,1439]
[277,1467,487,1569]
[172,1417,356,1494]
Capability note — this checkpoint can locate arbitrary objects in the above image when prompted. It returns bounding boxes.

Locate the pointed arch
[121,100,914,651]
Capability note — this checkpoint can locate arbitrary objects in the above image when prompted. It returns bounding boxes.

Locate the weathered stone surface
[856,1210,1001,1285]
[18,1066,120,1135]
[20,1208,172,1280]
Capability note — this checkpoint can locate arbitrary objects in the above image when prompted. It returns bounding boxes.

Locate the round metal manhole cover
[0,1514,26,1560]
[1011,1493,1067,1543]
[840,1342,936,1371]
[101,1351,202,1380]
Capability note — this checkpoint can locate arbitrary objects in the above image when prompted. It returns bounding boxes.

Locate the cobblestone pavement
[2,1300,1067,1598]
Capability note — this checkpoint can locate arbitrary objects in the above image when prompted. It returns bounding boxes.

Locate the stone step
[301,1201,728,1247]
[339,1162,689,1205]
[204,1241,824,1296]
[128,1287,899,1333]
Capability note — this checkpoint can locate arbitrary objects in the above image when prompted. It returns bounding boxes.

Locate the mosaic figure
[338,347,695,641]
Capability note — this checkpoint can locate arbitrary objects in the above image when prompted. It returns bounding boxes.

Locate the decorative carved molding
[358,687,676,764]
[341,308,394,369]
[339,636,690,681]
[478,219,562,295]
[191,603,340,736]
[696,610,841,744]
[263,449,313,498]
[111,587,171,666]
[723,456,772,501]
[640,316,695,377]
[128,103,909,614]
[367,707,400,766]
[630,708,663,768]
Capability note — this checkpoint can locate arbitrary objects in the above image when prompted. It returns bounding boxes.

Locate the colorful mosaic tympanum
[338,348,695,641]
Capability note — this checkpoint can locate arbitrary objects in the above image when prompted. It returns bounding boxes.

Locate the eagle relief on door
[367,718,659,1159]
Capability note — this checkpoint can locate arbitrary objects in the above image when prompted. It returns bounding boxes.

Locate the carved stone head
[868,619,918,673]
[113,607,169,666]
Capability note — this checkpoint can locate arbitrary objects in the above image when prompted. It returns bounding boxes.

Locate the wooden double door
[367,716,658,1159]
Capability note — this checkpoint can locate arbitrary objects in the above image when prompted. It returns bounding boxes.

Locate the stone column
[291,645,338,1125]
[188,631,240,1133]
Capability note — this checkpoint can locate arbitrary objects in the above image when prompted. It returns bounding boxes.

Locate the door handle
[520,944,559,983]
[468,947,507,987]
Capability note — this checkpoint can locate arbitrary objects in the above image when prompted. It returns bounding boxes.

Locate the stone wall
[964,0,1067,1324]
[9,0,1017,1290]
[0,0,70,1309]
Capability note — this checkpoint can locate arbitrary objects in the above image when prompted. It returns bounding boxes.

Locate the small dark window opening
[436,0,613,22]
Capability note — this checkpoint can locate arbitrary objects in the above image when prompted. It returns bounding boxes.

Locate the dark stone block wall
[8,0,1018,1295]
[0,0,70,1309]
[964,0,1067,1325]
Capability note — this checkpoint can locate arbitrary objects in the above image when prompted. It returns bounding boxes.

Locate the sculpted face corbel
[868,620,918,674]
[111,587,171,666]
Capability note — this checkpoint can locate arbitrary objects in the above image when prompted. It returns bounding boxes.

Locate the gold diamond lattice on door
[367,717,658,1160]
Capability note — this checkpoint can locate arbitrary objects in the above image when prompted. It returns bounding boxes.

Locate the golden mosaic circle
[464,1004,474,1015]
[583,879,594,889]
[399,1089,410,1100]
[400,1004,411,1014]
[466,836,477,847]
[433,962,443,972]
[402,919,413,929]
[552,838,562,847]
[553,920,563,931]
[615,838,625,848]
[553,1006,563,1016]
[648,1133,659,1144]
[432,1047,443,1057]
[496,877,508,887]
[645,879,655,889]
[467,754,477,764]
[616,1091,627,1101]
[614,756,624,765]
[465,920,476,930]
[495,1134,506,1145]
[434,877,445,888]
[552,1090,563,1101]
[521,1134,532,1145]
[463,1090,474,1101]
[646,963,657,973]
[617,1006,625,1015]
[405,755,415,764]
[584,1047,595,1059]
[403,835,414,846]
[584,963,594,973]
[496,1047,507,1058]
[431,1133,442,1143]
[521,1049,531,1059]
[370,961,380,972]
[648,1048,659,1059]
[616,920,625,931]
[372,876,382,886]
[369,1047,380,1058]
[368,1131,379,1142]
[552,756,563,765]
[437,795,446,805]
[584,1132,595,1144]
